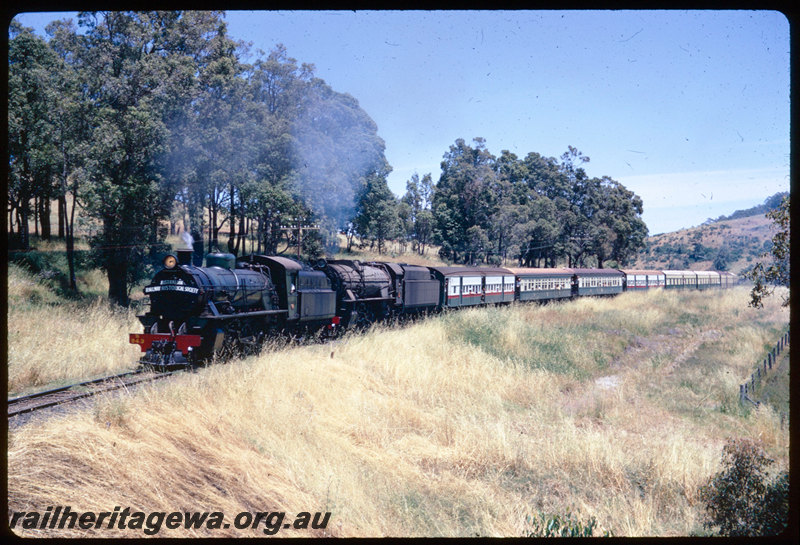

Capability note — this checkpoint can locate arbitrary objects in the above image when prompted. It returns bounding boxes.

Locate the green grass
[443,305,603,379]
[443,299,665,381]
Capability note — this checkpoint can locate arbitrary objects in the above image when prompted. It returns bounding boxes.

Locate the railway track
[7,368,176,418]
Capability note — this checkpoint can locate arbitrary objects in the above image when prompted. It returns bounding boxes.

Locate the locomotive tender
[130,250,737,368]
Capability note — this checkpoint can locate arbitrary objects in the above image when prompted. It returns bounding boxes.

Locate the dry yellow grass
[334,235,449,267]
[7,287,789,537]
[7,264,141,395]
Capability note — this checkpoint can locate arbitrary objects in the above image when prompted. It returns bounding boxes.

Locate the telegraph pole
[279,218,320,259]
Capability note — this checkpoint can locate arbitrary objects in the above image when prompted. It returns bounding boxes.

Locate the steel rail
[7,369,175,418]
[8,369,145,404]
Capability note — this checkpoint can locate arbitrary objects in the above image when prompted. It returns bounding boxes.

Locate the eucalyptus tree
[352,167,398,255]
[433,138,497,263]
[591,176,647,267]
[158,11,229,245]
[293,76,390,252]
[401,172,434,255]
[40,18,97,290]
[515,151,565,266]
[746,195,790,308]
[72,11,228,305]
[8,20,61,249]
[244,45,315,255]
[180,18,252,252]
[428,141,646,268]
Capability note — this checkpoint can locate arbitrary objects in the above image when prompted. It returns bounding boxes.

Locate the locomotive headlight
[163,254,178,269]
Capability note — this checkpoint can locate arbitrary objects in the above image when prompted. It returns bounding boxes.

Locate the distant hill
[712,192,788,223]
[632,193,787,274]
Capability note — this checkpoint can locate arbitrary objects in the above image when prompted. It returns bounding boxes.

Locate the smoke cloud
[290,83,388,231]
[180,231,194,250]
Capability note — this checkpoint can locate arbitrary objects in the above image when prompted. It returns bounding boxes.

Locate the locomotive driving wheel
[354,303,376,329]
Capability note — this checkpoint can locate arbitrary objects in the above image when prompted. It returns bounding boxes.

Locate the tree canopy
[10,12,652,306]
[9,11,388,304]
[429,138,648,267]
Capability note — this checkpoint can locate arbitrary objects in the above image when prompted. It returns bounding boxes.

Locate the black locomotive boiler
[130,250,336,367]
[314,259,440,328]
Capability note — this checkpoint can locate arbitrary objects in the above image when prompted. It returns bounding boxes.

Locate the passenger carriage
[483,271,516,304]
[571,268,625,297]
[695,270,722,290]
[620,269,666,290]
[507,267,573,301]
[719,271,738,288]
[428,266,515,308]
[663,270,698,290]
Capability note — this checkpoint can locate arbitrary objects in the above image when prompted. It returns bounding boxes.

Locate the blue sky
[12,10,790,235]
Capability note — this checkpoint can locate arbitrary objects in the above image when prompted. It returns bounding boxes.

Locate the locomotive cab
[236,255,336,326]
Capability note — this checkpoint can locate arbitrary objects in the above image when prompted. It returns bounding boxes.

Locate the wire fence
[739,330,789,425]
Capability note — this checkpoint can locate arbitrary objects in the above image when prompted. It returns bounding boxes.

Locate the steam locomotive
[130,249,737,368]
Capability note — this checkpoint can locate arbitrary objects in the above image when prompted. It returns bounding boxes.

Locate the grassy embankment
[7,261,142,396]
[7,278,789,537]
[6,233,444,397]
[332,235,447,267]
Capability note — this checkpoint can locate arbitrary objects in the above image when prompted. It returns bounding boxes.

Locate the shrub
[699,438,788,536]
[524,510,612,537]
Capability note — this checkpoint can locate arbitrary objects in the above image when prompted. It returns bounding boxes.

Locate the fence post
[767,357,772,370]
[740,384,745,404]
[764,359,768,374]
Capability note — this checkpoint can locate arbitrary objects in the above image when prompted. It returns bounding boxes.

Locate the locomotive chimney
[177,249,192,265]
[178,231,195,266]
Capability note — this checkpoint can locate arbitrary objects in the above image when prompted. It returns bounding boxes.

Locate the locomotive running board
[200,309,289,320]
[343,294,396,303]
